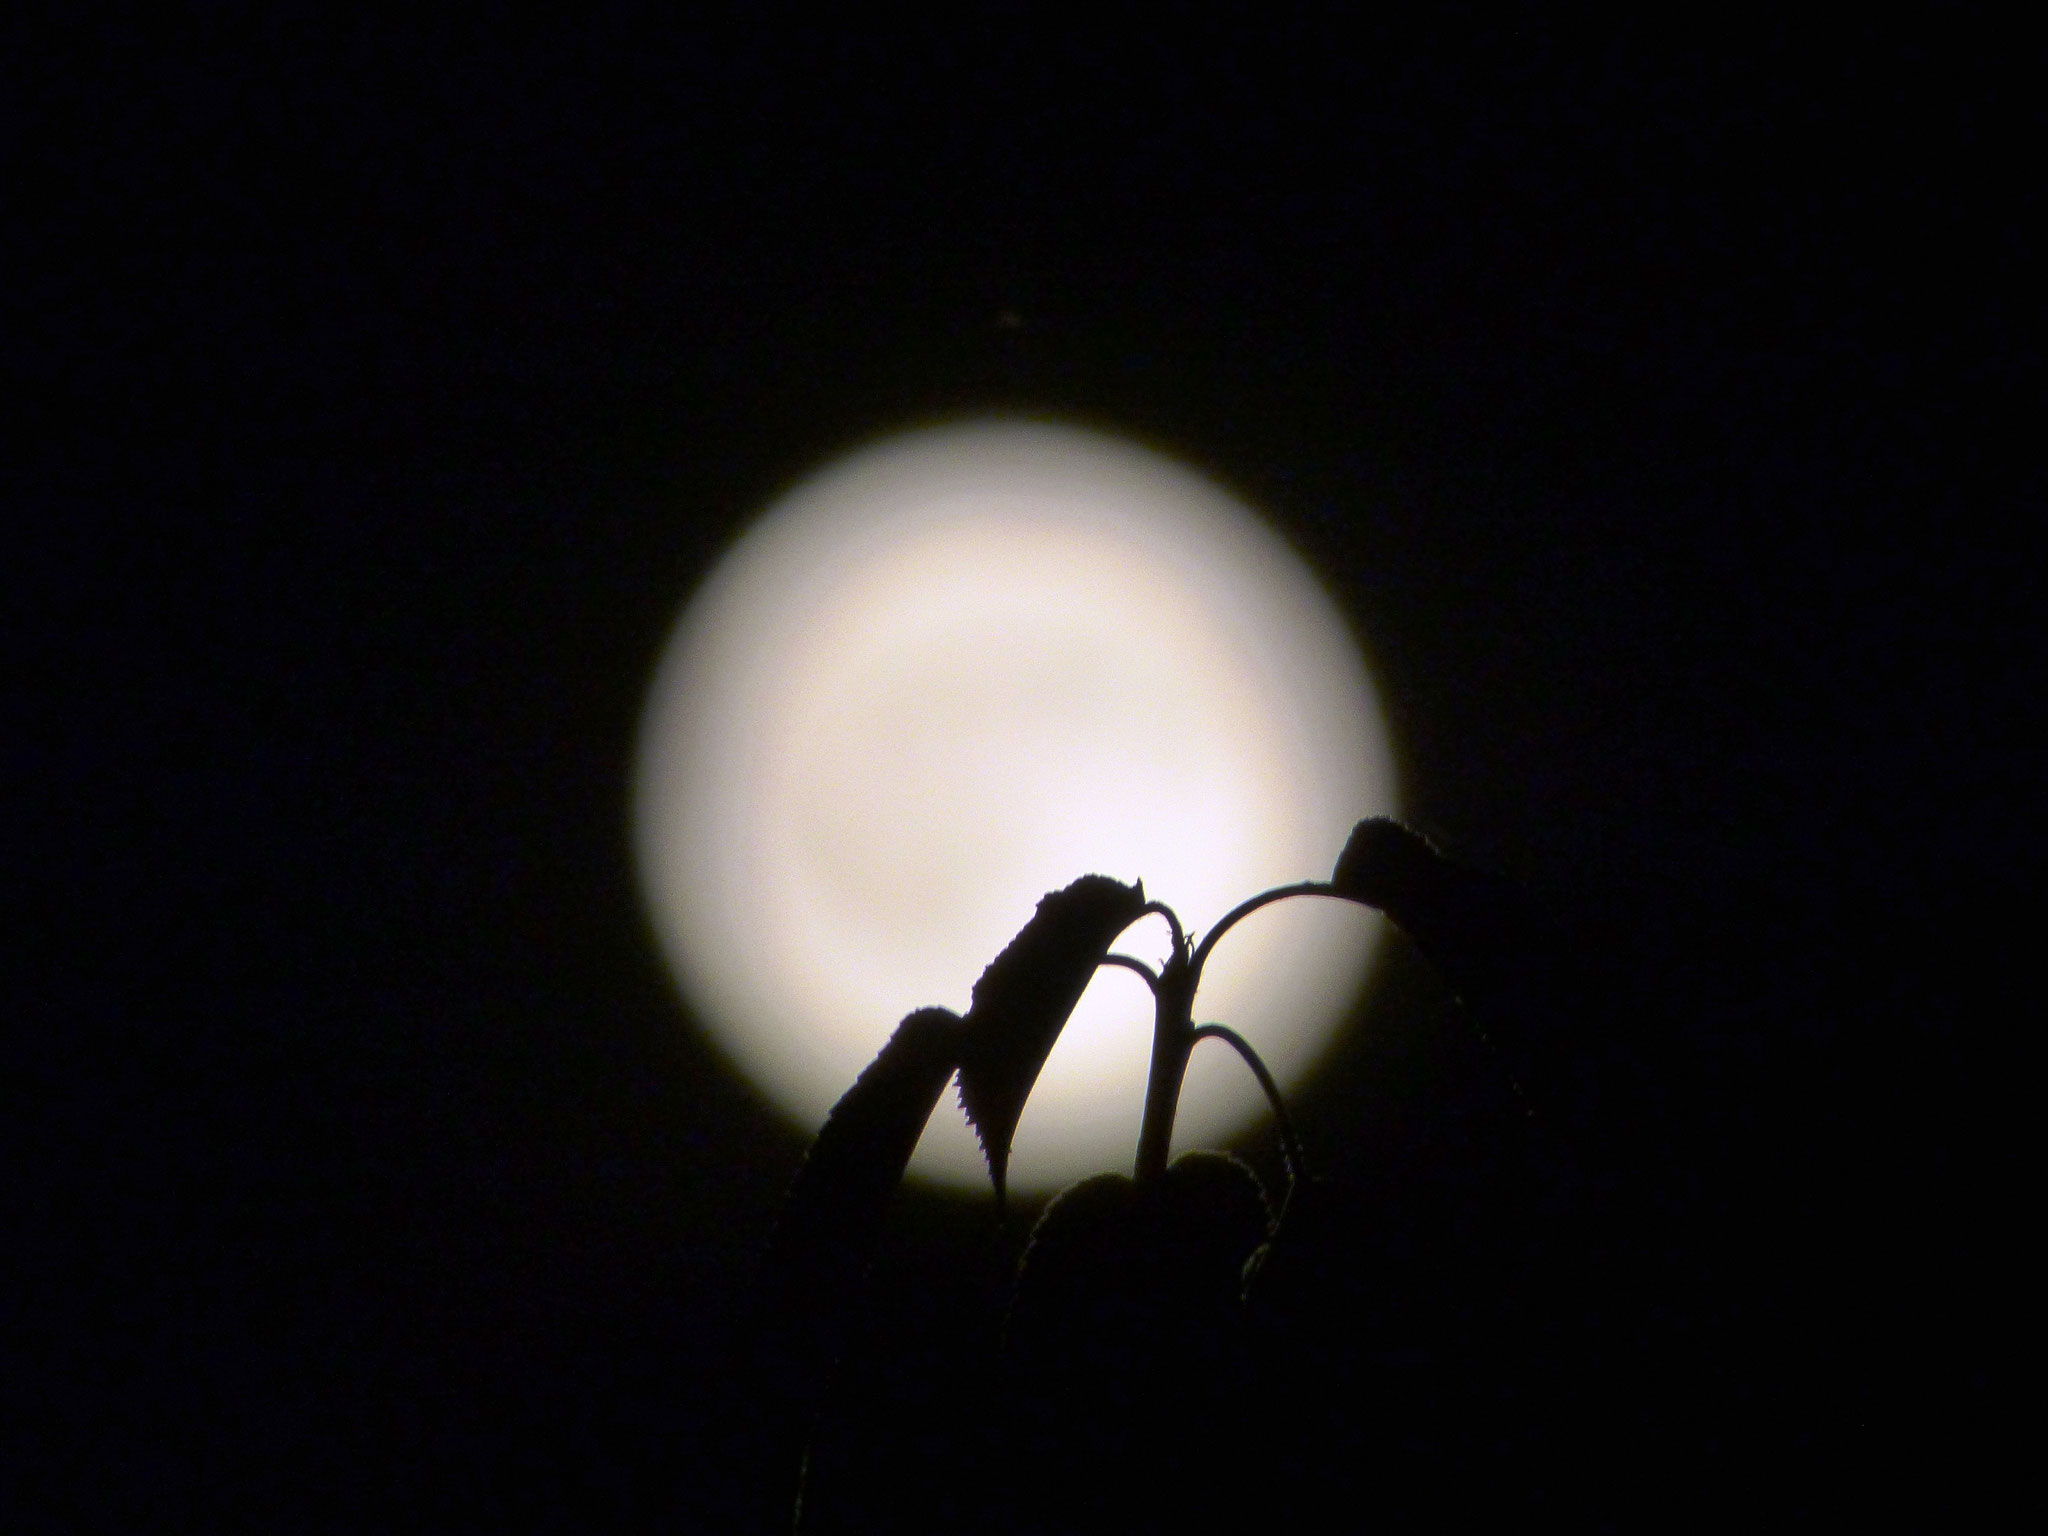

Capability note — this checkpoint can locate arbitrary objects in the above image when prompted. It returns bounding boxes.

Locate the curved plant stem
[1099,953,1161,992]
[1190,1023,1305,1200]
[1134,899,1185,956]
[1188,881,1340,980]
[1132,884,1357,1188]
[1134,947,1197,1185]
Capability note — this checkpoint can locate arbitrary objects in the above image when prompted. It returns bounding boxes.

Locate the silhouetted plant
[750,817,1579,1531]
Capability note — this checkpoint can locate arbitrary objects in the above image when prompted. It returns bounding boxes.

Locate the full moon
[634,421,1396,1192]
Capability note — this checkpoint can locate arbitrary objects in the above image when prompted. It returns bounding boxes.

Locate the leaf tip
[956,873,1149,1201]
[1332,816,1436,906]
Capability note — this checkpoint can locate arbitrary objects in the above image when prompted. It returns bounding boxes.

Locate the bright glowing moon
[634,421,1396,1192]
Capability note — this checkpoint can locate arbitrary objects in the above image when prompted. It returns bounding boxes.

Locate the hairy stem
[1132,883,1350,1187]
[1135,899,1186,957]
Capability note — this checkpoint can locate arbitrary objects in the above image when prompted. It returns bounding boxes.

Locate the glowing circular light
[634,421,1396,1192]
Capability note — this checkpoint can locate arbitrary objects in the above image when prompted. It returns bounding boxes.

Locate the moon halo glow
[633,421,1396,1193]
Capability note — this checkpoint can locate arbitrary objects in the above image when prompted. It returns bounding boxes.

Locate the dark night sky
[6,14,2029,1528]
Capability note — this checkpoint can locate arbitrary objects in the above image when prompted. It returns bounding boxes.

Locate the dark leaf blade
[956,875,1147,1203]
[755,1007,966,1465]
[1330,815,1441,911]
[1331,817,1600,1127]
[765,1005,967,1301]
[1331,816,1560,1016]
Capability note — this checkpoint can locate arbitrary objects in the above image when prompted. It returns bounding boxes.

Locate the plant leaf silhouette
[1331,815,1437,911]
[1332,816,1595,1124]
[1333,817,1563,1010]
[766,1005,967,1294]
[957,875,1147,1205]
[752,1006,965,1521]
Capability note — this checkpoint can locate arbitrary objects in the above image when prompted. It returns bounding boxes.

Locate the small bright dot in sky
[634,420,1396,1192]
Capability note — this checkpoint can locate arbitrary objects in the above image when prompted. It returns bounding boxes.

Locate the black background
[7,13,2028,1527]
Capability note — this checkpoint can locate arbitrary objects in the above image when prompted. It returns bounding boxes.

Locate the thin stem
[1188,881,1342,981]
[1134,899,1185,957]
[1190,1023,1306,1200]
[1099,953,1161,992]
[1134,948,1196,1185]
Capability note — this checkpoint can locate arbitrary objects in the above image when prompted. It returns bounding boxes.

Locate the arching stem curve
[1190,1023,1306,1201]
